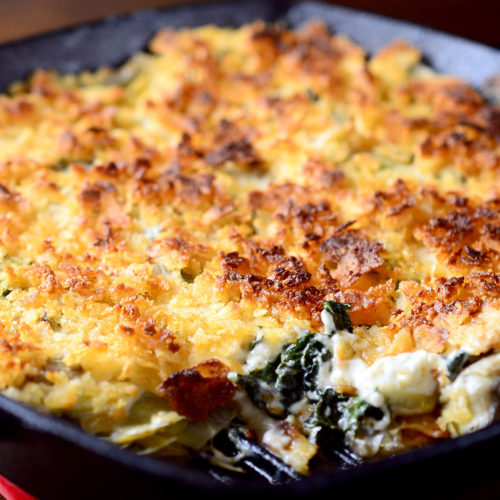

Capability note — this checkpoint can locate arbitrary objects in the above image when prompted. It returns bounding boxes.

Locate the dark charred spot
[158,329,181,353]
[0,184,12,202]
[177,133,200,158]
[475,206,498,219]
[93,222,113,248]
[204,137,261,167]
[373,179,417,216]
[119,325,135,335]
[319,230,384,285]
[158,359,236,421]
[428,211,474,241]
[221,251,250,271]
[203,119,262,167]
[270,266,311,288]
[93,161,121,178]
[142,319,156,336]
[484,223,500,240]
[436,276,465,300]
[461,246,488,266]
[304,232,321,241]
[448,194,469,207]
[131,157,152,181]
[79,188,101,207]
[274,200,336,232]
[253,245,286,264]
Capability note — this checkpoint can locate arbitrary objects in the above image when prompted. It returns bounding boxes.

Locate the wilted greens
[323,300,353,333]
[238,301,380,450]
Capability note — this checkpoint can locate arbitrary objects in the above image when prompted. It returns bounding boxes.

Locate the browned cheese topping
[0,21,499,473]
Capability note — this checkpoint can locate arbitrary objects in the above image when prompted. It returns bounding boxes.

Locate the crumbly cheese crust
[0,21,499,472]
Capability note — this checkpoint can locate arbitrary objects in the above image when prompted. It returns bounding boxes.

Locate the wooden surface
[0,0,499,47]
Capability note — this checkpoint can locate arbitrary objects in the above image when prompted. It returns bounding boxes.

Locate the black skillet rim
[0,0,499,496]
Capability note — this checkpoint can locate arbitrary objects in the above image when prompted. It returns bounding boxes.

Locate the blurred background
[0,0,499,47]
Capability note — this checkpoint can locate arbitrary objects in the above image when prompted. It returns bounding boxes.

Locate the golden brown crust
[417,198,500,271]
[0,20,498,462]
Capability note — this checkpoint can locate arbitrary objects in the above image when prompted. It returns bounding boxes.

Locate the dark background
[0,0,499,47]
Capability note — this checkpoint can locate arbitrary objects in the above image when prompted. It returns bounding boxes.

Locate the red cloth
[0,475,37,500]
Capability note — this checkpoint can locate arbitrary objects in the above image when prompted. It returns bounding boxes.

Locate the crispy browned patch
[165,83,215,116]
[221,269,328,328]
[204,119,261,167]
[402,79,483,115]
[249,20,348,81]
[218,244,329,328]
[0,184,18,205]
[2,19,500,461]
[420,129,500,174]
[218,240,393,329]
[394,273,500,355]
[276,200,336,233]
[418,199,500,270]
[147,236,214,277]
[248,182,339,237]
[372,179,417,217]
[148,236,210,258]
[158,359,236,421]
[248,182,312,211]
[2,98,34,119]
[302,157,345,189]
[288,21,342,77]
[204,138,260,166]
[134,162,217,208]
[319,230,384,286]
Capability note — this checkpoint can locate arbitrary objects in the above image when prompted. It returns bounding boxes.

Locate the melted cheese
[326,334,445,415]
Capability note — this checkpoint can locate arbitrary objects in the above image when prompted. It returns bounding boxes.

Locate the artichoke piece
[109,410,185,445]
[108,392,186,445]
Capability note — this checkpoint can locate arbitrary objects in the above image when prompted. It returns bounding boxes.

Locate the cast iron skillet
[0,2,499,499]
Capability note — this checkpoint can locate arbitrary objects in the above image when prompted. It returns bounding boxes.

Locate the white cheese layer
[324,333,446,416]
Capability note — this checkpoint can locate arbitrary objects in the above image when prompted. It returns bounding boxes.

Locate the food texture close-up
[0,1,499,498]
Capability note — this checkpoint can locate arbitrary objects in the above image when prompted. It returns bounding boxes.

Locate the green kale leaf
[238,331,330,417]
[323,301,353,333]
